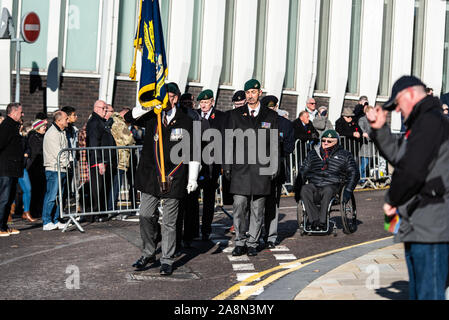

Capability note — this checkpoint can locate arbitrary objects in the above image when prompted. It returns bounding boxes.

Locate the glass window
[220,0,235,85]
[411,0,426,78]
[442,1,449,93]
[284,0,299,90]
[20,0,50,71]
[378,0,394,96]
[115,0,137,75]
[346,0,362,94]
[64,0,101,72]
[187,0,203,82]
[315,0,330,92]
[252,0,267,85]
[160,0,170,48]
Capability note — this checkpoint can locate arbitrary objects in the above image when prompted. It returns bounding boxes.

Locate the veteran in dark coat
[260,95,295,247]
[127,90,200,276]
[195,89,226,240]
[0,103,24,235]
[223,79,279,257]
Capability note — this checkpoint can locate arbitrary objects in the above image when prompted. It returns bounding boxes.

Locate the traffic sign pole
[13,12,40,103]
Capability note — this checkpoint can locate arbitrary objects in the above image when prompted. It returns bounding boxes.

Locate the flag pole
[156,109,167,186]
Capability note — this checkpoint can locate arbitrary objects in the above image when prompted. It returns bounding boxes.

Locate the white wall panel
[46,0,65,112]
[199,0,226,97]
[327,0,353,124]
[0,0,13,109]
[358,0,384,106]
[264,0,289,100]
[166,0,194,93]
[232,0,258,92]
[421,0,446,96]
[390,0,414,133]
[296,0,320,117]
[99,0,120,104]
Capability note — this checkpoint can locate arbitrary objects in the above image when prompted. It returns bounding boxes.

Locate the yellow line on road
[213,236,393,300]
[233,259,319,300]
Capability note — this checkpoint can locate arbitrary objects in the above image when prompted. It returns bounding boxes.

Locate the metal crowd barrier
[291,137,393,190]
[56,138,393,232]
[57,145,143,232]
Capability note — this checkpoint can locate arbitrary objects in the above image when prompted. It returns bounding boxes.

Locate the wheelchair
[297,183,357,236]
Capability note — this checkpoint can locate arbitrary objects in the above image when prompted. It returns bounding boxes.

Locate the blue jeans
[0,176,14,231]
[18,169,32,212]
[360,157,369,182]
[42,171,66,226]
[404,242,449,300]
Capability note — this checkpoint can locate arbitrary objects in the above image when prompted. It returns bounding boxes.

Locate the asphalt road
[0,189,390,300]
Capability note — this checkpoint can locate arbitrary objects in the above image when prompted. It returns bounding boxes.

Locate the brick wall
[12,75,137,127]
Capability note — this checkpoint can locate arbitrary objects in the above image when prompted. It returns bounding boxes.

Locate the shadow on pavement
[375,280,409,300]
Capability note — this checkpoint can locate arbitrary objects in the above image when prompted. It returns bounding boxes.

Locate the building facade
[0,0,448,130]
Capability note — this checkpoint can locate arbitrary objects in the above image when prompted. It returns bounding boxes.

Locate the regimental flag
[130,0,168,110]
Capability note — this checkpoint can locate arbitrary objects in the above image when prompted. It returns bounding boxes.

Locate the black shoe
[232,246,247,256]
[202,233,210,241]
[132,255,156,270]
[160,264,173,276]
[172,250,182,258]
[266,241,276,249]
[247,247,258,256]
[318,223,327,231]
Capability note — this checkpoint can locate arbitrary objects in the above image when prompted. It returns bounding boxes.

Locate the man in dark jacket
[128,92,200,276]
[223,79,279,257]
[294,130,359,231]
[195,89,226,241]
[85,100,110,220]
[0,103,24,237]
[367,76,449,300]
[261,95,295,247]
[293,111,319,142]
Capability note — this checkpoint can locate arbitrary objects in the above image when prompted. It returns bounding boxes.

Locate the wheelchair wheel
[340,191,357,234]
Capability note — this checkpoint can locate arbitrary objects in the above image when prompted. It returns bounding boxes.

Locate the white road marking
[236,273,260,282]
[273,254,297,260]
[239,286,264,296]
[232,264,255,271]
[269,245,290,252]
[227,255,250,262]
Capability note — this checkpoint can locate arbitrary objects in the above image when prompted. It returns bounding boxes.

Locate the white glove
[131,104,160,119]
[186,161,201,194]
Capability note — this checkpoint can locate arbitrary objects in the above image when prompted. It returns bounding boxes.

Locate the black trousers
[300,184,339,224]
[200,179,218,236]
[176,189,200,247]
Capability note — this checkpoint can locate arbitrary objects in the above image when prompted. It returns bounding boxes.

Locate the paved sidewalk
[294,243,409,300]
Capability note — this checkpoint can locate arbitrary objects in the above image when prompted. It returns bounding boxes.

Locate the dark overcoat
[223,104,279,196]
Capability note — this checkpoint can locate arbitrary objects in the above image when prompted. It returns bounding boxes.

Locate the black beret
[260,95,278,108]
[232,90,246,102]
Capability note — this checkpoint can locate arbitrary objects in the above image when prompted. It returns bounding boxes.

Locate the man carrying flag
[127,0,200,276]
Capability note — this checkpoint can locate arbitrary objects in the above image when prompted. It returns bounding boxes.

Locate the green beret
[244,79,261,92]
[167,82,181,95]
[322,130,340,140]
[197,89,214,101]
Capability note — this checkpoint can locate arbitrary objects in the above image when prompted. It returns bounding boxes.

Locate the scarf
[320,145,337,171]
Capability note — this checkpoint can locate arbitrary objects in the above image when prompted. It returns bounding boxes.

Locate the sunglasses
[321,139,335,143]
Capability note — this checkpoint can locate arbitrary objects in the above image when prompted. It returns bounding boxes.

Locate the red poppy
[307,130,311,134]
[211,114,215,120]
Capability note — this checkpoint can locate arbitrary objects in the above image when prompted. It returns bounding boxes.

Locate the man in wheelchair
[294,130,360,231]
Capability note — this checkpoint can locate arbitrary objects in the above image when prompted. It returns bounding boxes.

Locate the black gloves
[224,170,232,181]
[342,190,352,204]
